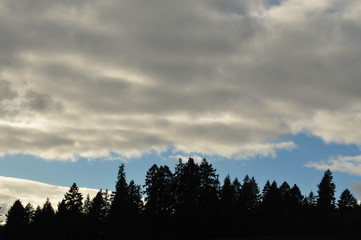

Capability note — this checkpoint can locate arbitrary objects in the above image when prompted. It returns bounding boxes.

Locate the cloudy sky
[1,0,361,217]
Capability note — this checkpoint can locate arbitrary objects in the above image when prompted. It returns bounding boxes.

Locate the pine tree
[56,183,84,239]
[85,190,108,238]
[5,199,27,239]
[304,191,317,209]
[232,178,242,215]
[338,188,358,213]
[110,164,131,237]
[220,175,234,219]
[128,180,143,216]
[289,184,303,212]
[279,181,291,204]
[198,158,219,224]
[317,169,336,213]
[173,158,200,219]
[262,181,282,217]
[144,164,161,216]
[262,180,271,200]
[83,194,92,216]
[111,164,129,219]
[24,202,35,224]
[32,198,55,239]
[240,175,260,216]
[62,183,84,216]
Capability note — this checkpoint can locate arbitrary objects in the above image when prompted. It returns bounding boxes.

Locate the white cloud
[305,155,361,176]
[0,176,98,223]
[0,0,361,161]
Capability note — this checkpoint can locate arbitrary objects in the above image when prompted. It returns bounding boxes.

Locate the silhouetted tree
[232,178,242,216]
[173,158,200,219]
[261,181,282,234]
[220,175,234,219]
[317,169,336,213]
[110,164,129,218]
[128,180,143,216]
[62,183,84,216]
[5,199,27,239]
[304,191,317,209]
[262,181,282,214]
[110,164,134,238]
[56,183,84,239]
[240,175,260,216]
[83,194,92,215]
[338,189,358,213]
[24,203,35,224]
[4,160,361,239]
[262,180,271,199]
[198,159,219,217]
[32,198,55,239]
[280,181,291,203]
[144,164,174,218]
[85,190,108,239]
[289,184,304,212]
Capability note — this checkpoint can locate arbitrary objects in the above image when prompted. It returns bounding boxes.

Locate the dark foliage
[2,163,361,239]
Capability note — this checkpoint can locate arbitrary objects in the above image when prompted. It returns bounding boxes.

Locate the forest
[1,158,361,240]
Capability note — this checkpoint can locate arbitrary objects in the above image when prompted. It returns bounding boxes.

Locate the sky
[1,0,361,218]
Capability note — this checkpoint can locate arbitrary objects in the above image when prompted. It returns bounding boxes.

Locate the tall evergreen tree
[83,194,92,215]
[317,169,336,213]
[110,164,134,238]
[61,183,84,216]
[220,175,236,219]
[262,181,282,218]
[56,183,84,239]
[85,190,108,238]
[198,159,219,223]
[173,158,201,219]
[338,188,358,213]
[24,202,35,224]
[128,180,143,216]
[144,164,160,216]
[5,199,27,239]
[279,181,291,203]
[240,175,260,216]
[232,178,242,215]
[262,180,271,200]
[304,191,317,209]
[289,184,304,212]
[111,164,129,219]
[144,164,174,218]
[32,198,55,239]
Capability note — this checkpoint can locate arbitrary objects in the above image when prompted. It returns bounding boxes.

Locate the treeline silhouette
[1,158,361,240]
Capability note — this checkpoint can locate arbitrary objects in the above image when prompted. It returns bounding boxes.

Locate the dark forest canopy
[1,158,361,240]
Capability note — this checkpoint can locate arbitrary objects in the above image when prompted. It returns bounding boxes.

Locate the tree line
[1,158,361,239]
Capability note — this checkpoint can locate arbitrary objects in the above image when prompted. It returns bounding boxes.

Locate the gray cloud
[24,89,63,113]
[0,80,17,101]
[0,0,361,160]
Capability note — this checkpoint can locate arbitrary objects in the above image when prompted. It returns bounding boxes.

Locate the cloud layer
[0,176,98,223]
[1,0,361,161]
[306,154,361,176]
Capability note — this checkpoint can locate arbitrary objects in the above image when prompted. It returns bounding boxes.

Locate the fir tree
[338,188,358,213]
[24,202,35,224]
[198,159,219,224]
[5,199,27,239]
[317,169,336,213]
[56,183,84,239]
[240,175,260,215]
[128,180,143,216]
